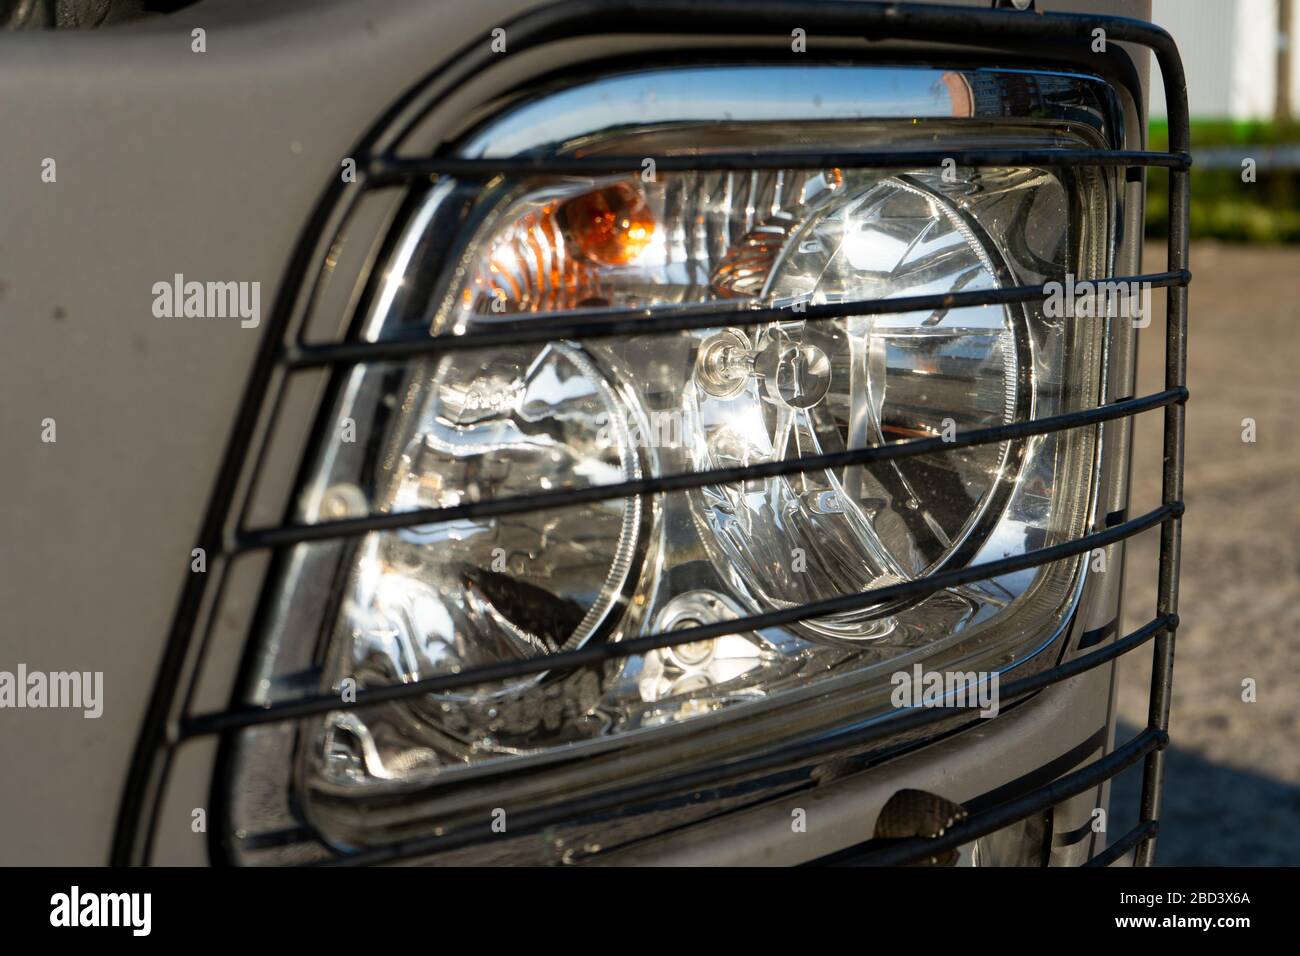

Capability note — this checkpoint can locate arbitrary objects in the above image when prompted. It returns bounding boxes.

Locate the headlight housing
[228,64,1124,861]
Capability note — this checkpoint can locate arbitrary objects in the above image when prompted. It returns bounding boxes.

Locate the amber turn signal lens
[560,182,655,266]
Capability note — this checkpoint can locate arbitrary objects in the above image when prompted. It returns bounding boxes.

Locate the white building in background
[1150,0,1297,120]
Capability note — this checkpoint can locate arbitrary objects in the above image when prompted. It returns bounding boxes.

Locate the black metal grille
[111,0,1190,868]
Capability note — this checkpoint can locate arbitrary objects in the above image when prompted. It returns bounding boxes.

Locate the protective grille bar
[234,388,1185,552]
[112,0,1190,870]
[824,729,1167,867]
[283,270,1190,369]
[185,512,1178,738]
[313,616,1175,867]
[1083,820,1160,868]
[366,147,1190,182]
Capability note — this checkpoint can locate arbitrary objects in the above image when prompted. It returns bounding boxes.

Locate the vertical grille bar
[1134,60,1192,864]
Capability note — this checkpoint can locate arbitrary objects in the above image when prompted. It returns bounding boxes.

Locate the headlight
[230,64,1122,859]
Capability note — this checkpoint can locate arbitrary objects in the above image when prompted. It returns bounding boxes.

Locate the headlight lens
[361,340,644,672]
[230,65,1120,859]
[694,173,1028,639]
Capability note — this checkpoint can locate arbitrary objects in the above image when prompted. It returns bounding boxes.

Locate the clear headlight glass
[229,65,1121,858]
[692,173,1029,639]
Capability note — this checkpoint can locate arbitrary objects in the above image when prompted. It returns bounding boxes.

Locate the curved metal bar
[283,271,1191,369]
[185,509,1178,739]
[366,148,1190,184]
[828,729,1167,867]
[234,389,1186,552]
[1084,820,1160,868]
[308,617,1175,866]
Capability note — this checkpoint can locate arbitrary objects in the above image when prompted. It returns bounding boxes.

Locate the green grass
[1149,118,1300,148]
[1146,119,1300,244]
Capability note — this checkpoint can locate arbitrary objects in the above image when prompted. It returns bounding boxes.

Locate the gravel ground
[1109,242,1300,865]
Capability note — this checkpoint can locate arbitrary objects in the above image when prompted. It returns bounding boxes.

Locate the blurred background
[1109,0,1300,865]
